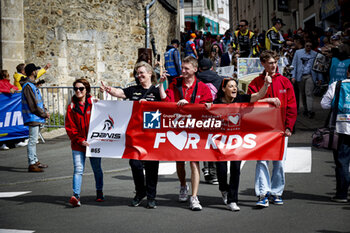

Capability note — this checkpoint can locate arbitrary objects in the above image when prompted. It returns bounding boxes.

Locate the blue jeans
[255,137,288,196]
[333,133,350,199]
[27,126,39,165]
[72,150,103,196]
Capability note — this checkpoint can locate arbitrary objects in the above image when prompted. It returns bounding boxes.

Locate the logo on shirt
[143,110,161,129]
[103,115,114,131]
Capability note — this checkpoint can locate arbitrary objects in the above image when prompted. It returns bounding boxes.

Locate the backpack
[205,83,218,101]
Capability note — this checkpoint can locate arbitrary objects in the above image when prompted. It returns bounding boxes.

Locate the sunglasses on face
[238,25,246,27]
[73,87,85,92]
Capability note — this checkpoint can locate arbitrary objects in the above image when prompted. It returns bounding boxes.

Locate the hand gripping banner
[86,100,285,161]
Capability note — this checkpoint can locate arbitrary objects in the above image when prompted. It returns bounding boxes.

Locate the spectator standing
[257,30,266,52]
[0,70,18,94]
[197,58,224,184]
[266,18,286,53]
[248,50,297,208]
[100,61,160,209]
[320,65,350,203]
[291,41,323,118]
[21,64,50,172]
[232,20,257,57]
[222,30,232,53]
[197,58,223,100]
[221,44,235,67]
[212,35,224,54]
[164,39,182,85]
[209,44,222,71]
[0,70,19,150]
[329,45,350,84]
[65,78,104,207]
[14,63,51,90]
[185,33,198,59]
[203,32,215,57]
[159,56,213,211]
[195,31,204,60]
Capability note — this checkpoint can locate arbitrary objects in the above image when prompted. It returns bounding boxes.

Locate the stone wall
[20,0,176,87]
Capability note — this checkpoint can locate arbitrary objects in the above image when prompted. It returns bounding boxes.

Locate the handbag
[312,127,338,149]
[312,81,341,150]
[313,84,328,97]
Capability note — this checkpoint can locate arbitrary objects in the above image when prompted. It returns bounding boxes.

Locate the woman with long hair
[209,44,223,71]
[65,78,104,207]
[206,76,280,211]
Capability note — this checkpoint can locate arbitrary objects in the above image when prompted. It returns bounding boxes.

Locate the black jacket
[197,69,224,91]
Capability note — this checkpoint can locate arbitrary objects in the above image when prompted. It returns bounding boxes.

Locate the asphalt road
[0,97,349,233]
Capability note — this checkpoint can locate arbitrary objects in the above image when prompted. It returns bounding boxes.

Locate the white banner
[86,100,134,158]
[216,65,235,77]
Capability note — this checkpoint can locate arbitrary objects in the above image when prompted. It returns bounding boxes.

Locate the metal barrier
[39,86,120,128]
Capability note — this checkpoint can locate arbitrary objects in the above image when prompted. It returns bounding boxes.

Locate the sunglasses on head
[221,77,235,88]
[73,87,85,92]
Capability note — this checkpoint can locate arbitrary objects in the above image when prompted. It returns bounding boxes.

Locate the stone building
[182,0,230,35]
[1,0,178,87]
[229,0,347,34]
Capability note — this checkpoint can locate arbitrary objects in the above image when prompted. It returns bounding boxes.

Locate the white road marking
[0,229,34,233]
[0,191,31,198]
[285,147,312,173]
[158,162,177,175]
[155,147,312,175]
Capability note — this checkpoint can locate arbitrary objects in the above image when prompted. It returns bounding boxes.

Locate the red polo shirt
[163,76,212,103]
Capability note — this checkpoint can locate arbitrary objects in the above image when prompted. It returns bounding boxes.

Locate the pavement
[0,96,349,233]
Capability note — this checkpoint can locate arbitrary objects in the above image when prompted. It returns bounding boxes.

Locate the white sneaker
[227,202,240,211]
[221,191,228,205]
[190,196,202,211]
[16,141,28,147]
[179,184,189,202]
[0,144,9,150]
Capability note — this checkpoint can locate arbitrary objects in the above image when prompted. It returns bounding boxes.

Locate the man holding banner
[21,63,50,172]
[248,50,297,207]
[159,56,213,211]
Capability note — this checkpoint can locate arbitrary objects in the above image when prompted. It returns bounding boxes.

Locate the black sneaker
[130,196,145,207]
[210,177,219,185]
[146,199,157,209]
[95,190,105,202]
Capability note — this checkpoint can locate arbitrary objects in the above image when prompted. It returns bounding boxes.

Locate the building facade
[230,0,345,36]
[182,0,230,34]
[1,0,178,87]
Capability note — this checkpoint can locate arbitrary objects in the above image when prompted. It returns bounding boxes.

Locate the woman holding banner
[206,76,280,211]
[65,78,104,207]
[100,61,161,209]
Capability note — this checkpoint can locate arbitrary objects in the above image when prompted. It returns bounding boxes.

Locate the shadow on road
[0,165,28,173]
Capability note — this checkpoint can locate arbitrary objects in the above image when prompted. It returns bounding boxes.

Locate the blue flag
[0,93,29,142]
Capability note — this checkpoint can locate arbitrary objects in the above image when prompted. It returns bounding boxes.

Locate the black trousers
[129,159,159,200]
[333,133,350,199]
[216,161,241,203]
